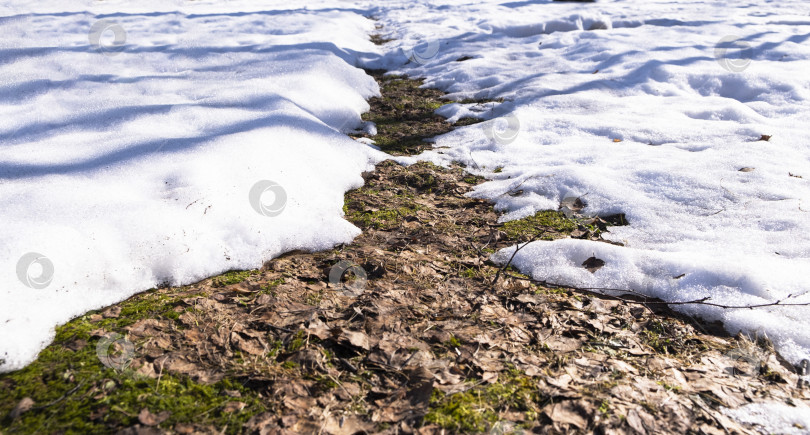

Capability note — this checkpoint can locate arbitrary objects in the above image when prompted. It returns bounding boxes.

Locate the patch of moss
[287,330,307,353]
[281,361,299,370]
[304,290,324,306]
[424,368,545,432]
[259,278,285,296]
[445,336,462,349]
[345,203,421,230]
[54,288,204,347]
[212,269,259,287]
[0,327,264,434]
[501,210,577,241]
[462,175,480,184]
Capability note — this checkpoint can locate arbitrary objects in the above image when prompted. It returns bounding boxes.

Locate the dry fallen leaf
[338,329,371,351]
[102,306,122,318]
[545,400,589,429]
[8,397,35,420]
[138,408,170,426]
[582,256,605,273]
[223,401,246,413]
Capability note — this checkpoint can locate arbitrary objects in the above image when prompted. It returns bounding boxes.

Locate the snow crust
[365,0,810,364]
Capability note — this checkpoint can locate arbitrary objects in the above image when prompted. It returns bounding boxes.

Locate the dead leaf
[433,367,462,385]
[8,397,35,420]
[582,256,605,273]
[223,401,246,413]
[321,415,374,435]
[481,371,499,383]
[102,306,122,318]
[230,331,266,355]
[138,408,170,426]
[337,329,371,351]
[544,400,589,429]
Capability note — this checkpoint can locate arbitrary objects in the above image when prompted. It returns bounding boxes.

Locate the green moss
[537,287,568,296]
[345,204,421,230]
[459,267,477,279]
[258,278,284,297]
[0,329,264,434]
[53,288,204,348]
[445,336,462,349]
[287,330,307,353]
[212,269,259,287]
[462,175,479,184]
[343,185,422,230]
[598,399,611,418]
[501,210,577,241]
[424,368,544,432]
[656,380,682,392]
[267,341,283,360]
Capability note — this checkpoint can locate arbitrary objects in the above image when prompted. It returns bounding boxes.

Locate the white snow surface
[2,0,810,382]
[722,402,810,435]
[0,0,388,372]
[364,0,810,364]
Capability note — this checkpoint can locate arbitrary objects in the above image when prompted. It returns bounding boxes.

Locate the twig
[155,357,166,393]
[32,380,86,411]
[491,236,537,286]
[500,272,810,309]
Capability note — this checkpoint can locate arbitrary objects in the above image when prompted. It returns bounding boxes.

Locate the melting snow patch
[722,402,810,435]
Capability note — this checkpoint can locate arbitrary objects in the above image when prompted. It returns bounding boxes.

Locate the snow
[1,0,809,400]
[0,0,388,372]
[365,0,810,365]
[722,402,810,435]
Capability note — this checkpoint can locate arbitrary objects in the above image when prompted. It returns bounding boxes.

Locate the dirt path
[1,71,808,435]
